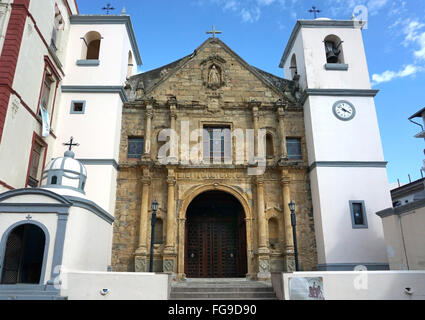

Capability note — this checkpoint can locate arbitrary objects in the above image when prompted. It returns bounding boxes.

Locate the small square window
[349,201,368,229]
[128,137,144,159]
[286,138,302,160]
[70,101,86,114]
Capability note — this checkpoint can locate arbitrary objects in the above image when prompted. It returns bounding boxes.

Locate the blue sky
[77,0,425,186]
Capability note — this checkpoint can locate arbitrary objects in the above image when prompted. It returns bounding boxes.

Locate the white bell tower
[280,19,392,270]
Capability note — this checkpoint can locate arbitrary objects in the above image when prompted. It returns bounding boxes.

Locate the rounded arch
[0,220,50,285]
[179,183,252,220]
[81,31,101,60]
[290,53,298,79]
[324,34,344,64]
[127,51,134,78]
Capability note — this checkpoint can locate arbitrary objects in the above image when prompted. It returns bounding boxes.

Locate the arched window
[266,133,274,158]
[268,218,279,249]
[127,51,133,79]
[81,31,101,60]
[290,54,298,79]
[51,176,58,185]
[154,218,163,244]
[324,34,344,64]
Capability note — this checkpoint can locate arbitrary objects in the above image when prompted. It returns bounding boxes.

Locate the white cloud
[257,0,275,6]
[241,7,261,23]
[372,64,420,85]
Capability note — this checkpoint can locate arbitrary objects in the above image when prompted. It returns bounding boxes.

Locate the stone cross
[206,25,222,38]
[63,136,79,151]
[308,6,321,19]
[102,3,115,15]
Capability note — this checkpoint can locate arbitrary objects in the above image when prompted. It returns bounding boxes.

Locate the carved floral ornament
[200,55,227,90]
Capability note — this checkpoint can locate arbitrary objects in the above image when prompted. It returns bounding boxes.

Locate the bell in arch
[325,41,341,63]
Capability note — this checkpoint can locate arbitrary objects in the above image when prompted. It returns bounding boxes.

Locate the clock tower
[280,18,392,270]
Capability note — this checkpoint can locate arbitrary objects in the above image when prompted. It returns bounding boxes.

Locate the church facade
[112,37,317,278]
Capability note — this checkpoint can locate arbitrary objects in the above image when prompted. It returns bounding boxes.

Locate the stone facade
[112,38,317,279]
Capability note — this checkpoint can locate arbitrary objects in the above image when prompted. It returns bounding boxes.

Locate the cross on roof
[308,6,321,19]
[102,3,115,15]
[63,137,80,151]
[206,25,222,38]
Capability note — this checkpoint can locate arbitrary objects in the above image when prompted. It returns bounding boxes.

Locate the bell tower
[280,19,392,271]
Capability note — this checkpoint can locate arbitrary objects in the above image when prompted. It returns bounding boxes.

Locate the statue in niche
[208,65,221,89]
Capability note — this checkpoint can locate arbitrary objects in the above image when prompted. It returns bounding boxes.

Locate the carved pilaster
[134,167,151,271]
[177,217,187,281]
[142,102,154,160]
[165,168,177,253]
[280,169,295,271]
[277,99,288,161]
[250,101,261,162]
[168,98,178,164]
[135,167,151,255]
[255,176,270,279]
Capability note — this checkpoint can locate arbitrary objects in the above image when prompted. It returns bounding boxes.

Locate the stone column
[250,101,261,161]
[168,97,178,164]
[277,101,288,161]
[163,167,177,273]
[255,176,270,279]
[143,100,154,160]
[177,217,186,280]
[281,169,295,271]
[134,167,151,272]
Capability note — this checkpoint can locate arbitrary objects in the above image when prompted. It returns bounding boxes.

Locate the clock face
[333,101,356,121]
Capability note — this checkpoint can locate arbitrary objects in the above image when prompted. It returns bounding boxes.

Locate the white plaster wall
[304,95,385,165]
[381,215,409,270]
[52,92,122,213]
[312,166,391,265]
[282,31,308,88]
[62,24,133,86]
[61,271,170,300]
[61,206,112,272]
[0,212,58,284]
[381,208,425,270]
[273,271,425,300]
[0,1,12,54]
[82,165,117,214]
[53,93,123,160]
[300,27,371,89]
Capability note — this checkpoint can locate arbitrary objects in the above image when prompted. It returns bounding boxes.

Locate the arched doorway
[184,190,247,278]
[1,224,46,284]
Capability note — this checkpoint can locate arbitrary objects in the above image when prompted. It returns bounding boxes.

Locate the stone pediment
[127,37,295,105]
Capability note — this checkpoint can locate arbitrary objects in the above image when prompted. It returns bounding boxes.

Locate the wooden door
[185,213,242,278]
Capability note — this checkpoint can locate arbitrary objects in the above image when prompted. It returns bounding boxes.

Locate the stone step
[170,291,277,300]
[172,286,274,293]
[0,294,67,300]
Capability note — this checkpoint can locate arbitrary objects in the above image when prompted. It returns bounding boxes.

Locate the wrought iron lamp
[288,200,299,271]
[149,200,159,272]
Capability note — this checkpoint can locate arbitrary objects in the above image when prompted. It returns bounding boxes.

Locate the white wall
[272,271,425,300]
[61,206,112,271]
[304,96,385,165]
[380,206,425,270]
[301,27,371,89]
[53,92,122,213]
[62,24,135,86]
[311,166,390,265]
[61,271,171,300]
